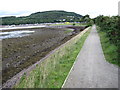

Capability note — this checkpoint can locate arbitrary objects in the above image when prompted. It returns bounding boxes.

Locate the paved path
[62,25,118,88]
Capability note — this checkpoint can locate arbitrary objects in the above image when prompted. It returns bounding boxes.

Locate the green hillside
[2,10,83,25]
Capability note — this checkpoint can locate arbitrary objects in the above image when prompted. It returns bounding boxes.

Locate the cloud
[0,11,31,17]
[0,0,119,18]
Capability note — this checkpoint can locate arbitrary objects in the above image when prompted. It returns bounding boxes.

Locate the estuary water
[0,30,35,39]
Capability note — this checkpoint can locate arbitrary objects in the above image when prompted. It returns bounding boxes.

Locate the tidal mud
[2,26,86,84]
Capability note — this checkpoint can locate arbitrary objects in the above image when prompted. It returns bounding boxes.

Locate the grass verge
[97,27,119,66]
[15,27,91,88]
[64,29,74,34]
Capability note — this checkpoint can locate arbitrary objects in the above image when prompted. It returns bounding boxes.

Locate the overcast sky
[0,0,119,18]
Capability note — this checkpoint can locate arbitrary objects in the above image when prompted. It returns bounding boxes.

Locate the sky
[0,0,119,18]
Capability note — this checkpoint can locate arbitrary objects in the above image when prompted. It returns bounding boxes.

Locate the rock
[6,63,10,68]
[33,44,36,47]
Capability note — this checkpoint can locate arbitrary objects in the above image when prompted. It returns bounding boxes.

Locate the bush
[95,15,120,66]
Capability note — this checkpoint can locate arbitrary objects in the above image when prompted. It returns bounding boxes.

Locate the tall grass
[15,27,91,88]
[97,27,119,66]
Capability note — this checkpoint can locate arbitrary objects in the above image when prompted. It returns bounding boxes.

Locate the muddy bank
[2,26,86,84]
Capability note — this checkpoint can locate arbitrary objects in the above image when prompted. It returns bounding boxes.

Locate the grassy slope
[50,23,87,26]
[97,27,119,66]
[15,27,91,88]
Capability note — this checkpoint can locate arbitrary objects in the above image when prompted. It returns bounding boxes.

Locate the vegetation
[15,27,90,88]
[2,10,82,25]
[50,22,87,26]
[80,14,94,26]
[95,15,120,66]
[97,27,119,66]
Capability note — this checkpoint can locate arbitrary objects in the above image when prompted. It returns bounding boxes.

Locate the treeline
[1,10,82,25]
[94,15,120,65]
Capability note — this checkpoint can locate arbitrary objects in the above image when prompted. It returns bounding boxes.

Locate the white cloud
[0,0,119,18]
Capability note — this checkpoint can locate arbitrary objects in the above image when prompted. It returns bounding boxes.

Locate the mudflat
[2,26,85,84]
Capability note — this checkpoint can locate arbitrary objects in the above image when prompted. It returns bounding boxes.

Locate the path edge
[61,27,91,88]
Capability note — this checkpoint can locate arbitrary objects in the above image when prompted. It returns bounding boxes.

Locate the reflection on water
[0,30,35,39]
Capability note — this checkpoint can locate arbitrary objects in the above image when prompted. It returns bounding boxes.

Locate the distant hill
[2,10,83,25]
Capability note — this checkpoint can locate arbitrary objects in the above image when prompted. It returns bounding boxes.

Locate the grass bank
[50,23,87,26]
[97,27,119,66]
[15,27,91,88]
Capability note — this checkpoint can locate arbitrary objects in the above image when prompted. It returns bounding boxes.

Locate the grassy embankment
[97,27,119,66]
[15,27,91,88]
[50,22,87,26]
